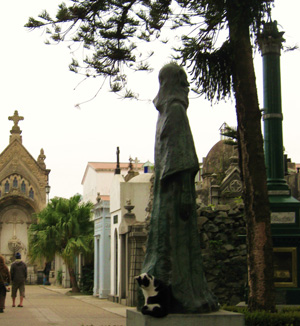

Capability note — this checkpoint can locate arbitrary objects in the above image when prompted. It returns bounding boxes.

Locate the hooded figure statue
[141,63,218,314]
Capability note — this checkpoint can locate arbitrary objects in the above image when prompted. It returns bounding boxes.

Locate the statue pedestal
[127,309,244,326]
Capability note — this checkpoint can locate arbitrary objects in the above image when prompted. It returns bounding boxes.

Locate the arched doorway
[0,196,36,264]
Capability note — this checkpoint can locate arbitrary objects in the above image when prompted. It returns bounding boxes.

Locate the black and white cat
[135,273,170,318]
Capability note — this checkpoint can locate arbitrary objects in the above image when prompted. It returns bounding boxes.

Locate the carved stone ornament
[8,235,24,254]
[229,179,242,192]
[96,192,101,203]
[124,199,135,217]
[8,110,24,134]
[37,148,46,169]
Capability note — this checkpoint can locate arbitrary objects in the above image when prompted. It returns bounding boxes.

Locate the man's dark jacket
[10,260,27,283]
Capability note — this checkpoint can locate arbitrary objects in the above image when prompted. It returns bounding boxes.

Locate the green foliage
[25,0,273,101]
[178,39,233,101]
[223,306,300,326]
[234,196,244,205]
[28,194,94,274]
[221,125,238,146]
[281,307,300,313]
[56,268,63,285]
[79,264,94,294]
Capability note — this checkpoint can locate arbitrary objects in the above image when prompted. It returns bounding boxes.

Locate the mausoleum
[199,134,242,206]
[0,111,50,281]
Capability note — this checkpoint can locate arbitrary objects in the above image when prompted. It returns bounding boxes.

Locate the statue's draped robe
[142,89,218,313]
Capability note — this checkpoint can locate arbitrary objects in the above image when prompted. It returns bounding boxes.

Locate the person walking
[43,262,51,285]
[0,255,10,313]
[10,252,27,307]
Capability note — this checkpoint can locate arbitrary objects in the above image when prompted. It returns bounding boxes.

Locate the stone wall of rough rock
[197,203,247,305]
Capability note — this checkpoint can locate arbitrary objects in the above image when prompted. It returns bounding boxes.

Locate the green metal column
[259,21,300,305]
[259,21,290,194]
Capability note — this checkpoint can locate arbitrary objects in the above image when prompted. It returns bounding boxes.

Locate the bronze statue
[141,63,218,314]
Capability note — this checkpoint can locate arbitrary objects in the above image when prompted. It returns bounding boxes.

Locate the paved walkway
[0,285,136,326]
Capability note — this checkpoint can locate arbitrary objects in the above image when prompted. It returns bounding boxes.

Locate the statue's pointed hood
[153,63,189,112]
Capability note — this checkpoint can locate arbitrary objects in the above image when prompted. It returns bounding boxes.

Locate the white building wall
[109,173,153,301]
[93,206,111,298]
[100,217,111,297]
[82,167,98,203]
[82,163,141,204]
[81,162,149,302]
[96,172,115,199]
[110,174,124,296]
[82,167,117,204]
[54,255,70,288]
[121,175,152,222]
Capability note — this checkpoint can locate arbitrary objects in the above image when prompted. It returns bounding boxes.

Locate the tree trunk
[68,267,80,293]
[228,8,275,312]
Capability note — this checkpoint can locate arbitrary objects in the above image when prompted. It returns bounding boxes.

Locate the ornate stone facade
[0,111,50,265]
[198,140,242,205]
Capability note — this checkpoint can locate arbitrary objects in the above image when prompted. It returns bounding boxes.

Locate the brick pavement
[0,285,135,326]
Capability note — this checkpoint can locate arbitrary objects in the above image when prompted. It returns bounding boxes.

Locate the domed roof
[202,140,237,176]
[128,173,153,183]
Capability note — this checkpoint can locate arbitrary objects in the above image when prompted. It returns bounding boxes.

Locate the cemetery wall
[197,202,247,305]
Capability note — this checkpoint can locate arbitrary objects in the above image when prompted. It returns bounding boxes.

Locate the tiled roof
[88,162,144,170]
[99,195,110,201]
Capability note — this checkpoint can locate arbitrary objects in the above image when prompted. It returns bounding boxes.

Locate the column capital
[258,21,285,56]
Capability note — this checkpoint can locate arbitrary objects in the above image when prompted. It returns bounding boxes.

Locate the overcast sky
[1,1,299,199]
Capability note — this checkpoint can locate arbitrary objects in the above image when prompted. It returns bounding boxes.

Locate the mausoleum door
[0,206,31,263]
[120,234,127,300]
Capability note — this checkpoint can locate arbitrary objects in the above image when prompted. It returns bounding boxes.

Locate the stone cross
[134,157,140,171]
[9,110,24,128]
[115,147,121,174]
[9,110,24,136]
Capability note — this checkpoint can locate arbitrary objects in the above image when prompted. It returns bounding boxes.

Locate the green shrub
[79,264,94,294]
[56,268,62,285]
[223,306,300,326]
